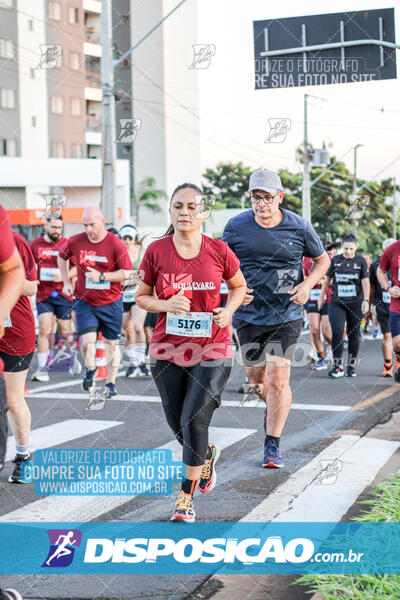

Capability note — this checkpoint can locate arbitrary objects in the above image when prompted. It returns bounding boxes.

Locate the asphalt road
[0,332,398,599]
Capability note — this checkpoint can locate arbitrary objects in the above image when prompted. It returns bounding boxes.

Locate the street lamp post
[352,143,363,236]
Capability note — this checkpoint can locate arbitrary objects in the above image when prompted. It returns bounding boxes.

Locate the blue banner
[0,522,399,574]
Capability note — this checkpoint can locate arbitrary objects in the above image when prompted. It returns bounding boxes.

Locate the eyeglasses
[251,193,280,203]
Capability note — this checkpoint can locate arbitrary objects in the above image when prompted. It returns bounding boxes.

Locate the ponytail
[160,182,203,238]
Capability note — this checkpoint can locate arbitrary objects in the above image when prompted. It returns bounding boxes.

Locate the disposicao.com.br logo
[84,536,316,564]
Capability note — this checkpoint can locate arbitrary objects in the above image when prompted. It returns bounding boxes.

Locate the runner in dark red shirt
[30,214,77,382]
[58,206,132,397]
[377,240,400,382]
[0,207,25,600]
[0,231,38,483]
[136,183,246,523]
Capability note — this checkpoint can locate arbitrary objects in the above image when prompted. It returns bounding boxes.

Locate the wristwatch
[385,284,391,292]
[99,273,105,283]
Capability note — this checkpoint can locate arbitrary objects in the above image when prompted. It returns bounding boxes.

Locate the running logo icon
[274,269,298,293]
[189,44,216,69]
[265,118,291,143]
[42,529,82,567]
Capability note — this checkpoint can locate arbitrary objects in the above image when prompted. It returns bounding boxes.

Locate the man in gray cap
[222,168,329,468]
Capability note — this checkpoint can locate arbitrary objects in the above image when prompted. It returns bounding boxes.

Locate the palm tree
[132,177,167,227]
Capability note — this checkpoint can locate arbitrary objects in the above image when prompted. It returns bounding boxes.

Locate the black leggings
[328,299,362,367]
[151,360,231,466]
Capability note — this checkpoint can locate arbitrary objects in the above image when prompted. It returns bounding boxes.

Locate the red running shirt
[0,205,15,263]
[30,236,73,302]
[139,235,240,364]
[59,232,132,306]
[379,241,400,313]
[302,256,332,304]
[0,232,37,356]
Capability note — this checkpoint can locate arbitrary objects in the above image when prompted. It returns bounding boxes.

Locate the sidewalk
[202,409,400,600]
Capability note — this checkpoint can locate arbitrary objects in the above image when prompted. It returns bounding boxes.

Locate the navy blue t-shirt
[222,209,324,326]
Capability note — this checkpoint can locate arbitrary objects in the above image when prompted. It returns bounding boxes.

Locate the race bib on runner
[383,291,391,303]
[310,289,321,301]
[338,284,356,298]
[40,267,61,281]
[4,314,12,328]
[123,291,136,303]
[166,312,213,338]
[85,274,110,290]
[220,282,229,295]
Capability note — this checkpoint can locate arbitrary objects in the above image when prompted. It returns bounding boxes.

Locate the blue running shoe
[105,382,117,397]
[262,439,284,468]
[8,453,33,483]
[82,368,97,391]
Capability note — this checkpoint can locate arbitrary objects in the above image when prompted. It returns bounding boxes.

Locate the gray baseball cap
[248,169,282,194]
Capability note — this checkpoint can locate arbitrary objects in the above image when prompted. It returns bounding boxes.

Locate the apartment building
[0,0,131,236]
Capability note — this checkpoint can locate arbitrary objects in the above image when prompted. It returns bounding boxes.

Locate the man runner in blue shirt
[223,169,329,468]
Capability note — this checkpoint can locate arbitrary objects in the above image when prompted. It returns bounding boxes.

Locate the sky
[191,0,400,186]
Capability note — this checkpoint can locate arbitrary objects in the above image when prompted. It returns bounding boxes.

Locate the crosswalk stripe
[5,419,123,462]
[27,392,350,411]
[0,426,256,522]
[243,435,400,522]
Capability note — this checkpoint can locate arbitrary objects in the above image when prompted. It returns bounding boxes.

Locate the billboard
[254,8,396,89]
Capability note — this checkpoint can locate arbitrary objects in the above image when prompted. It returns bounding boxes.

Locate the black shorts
[376,306,390,335]
[0,351,34,373]
[305,300,328,316]
[144,312,159,329]
[123,301,135,313]
[235,318,303,365]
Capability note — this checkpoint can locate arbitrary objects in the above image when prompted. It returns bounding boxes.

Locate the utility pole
[302,93,311,224]
[393,176,398,239]
[100,0,188,227]
[101,0,117,228]
[352,144,363,236]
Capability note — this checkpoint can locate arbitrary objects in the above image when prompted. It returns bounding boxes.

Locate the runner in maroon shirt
[377,241,400,382]
[136,183,246,523]
[58,206,132,397]
[0,232,38,483]
[0,206,25,600]
[30,214,78,382]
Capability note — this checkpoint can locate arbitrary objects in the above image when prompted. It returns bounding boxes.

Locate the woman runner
[135,183,246,522]
[119,224,149,377]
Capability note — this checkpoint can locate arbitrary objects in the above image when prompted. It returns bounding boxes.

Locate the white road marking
[0,426,256,522]
[5,419,122,462]
[243,435,400,522]
[27,392,350,411]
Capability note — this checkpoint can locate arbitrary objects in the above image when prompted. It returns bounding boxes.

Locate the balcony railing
[86,115,101,131]
[86,73,101,87]
[85,28,101,44]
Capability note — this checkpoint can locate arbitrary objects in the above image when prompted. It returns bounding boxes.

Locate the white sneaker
[32,369,49,382]
[69,354,82,376]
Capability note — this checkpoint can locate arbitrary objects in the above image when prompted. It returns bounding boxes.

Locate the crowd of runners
[1,168,400,524]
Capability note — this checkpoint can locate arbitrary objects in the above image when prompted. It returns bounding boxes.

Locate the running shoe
[31,369,49,383]
[170,491,195,523]
[313,358,328,371]
[138,362,150,376]
[105,382,117,397]
[198,444,220,493]
[82,367,97,391]
[8,453,33,484]
[381,364,394,377]
[262,439,284,468]
[328,366,344,378]
[394,355,400,383]
[346,366,357,378]
[69,354,82,376]
[125,364,137,378]
[1,589,24,600]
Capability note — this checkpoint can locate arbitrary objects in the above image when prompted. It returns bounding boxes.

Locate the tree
[132,177,167,227]
[202,162,257,208]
